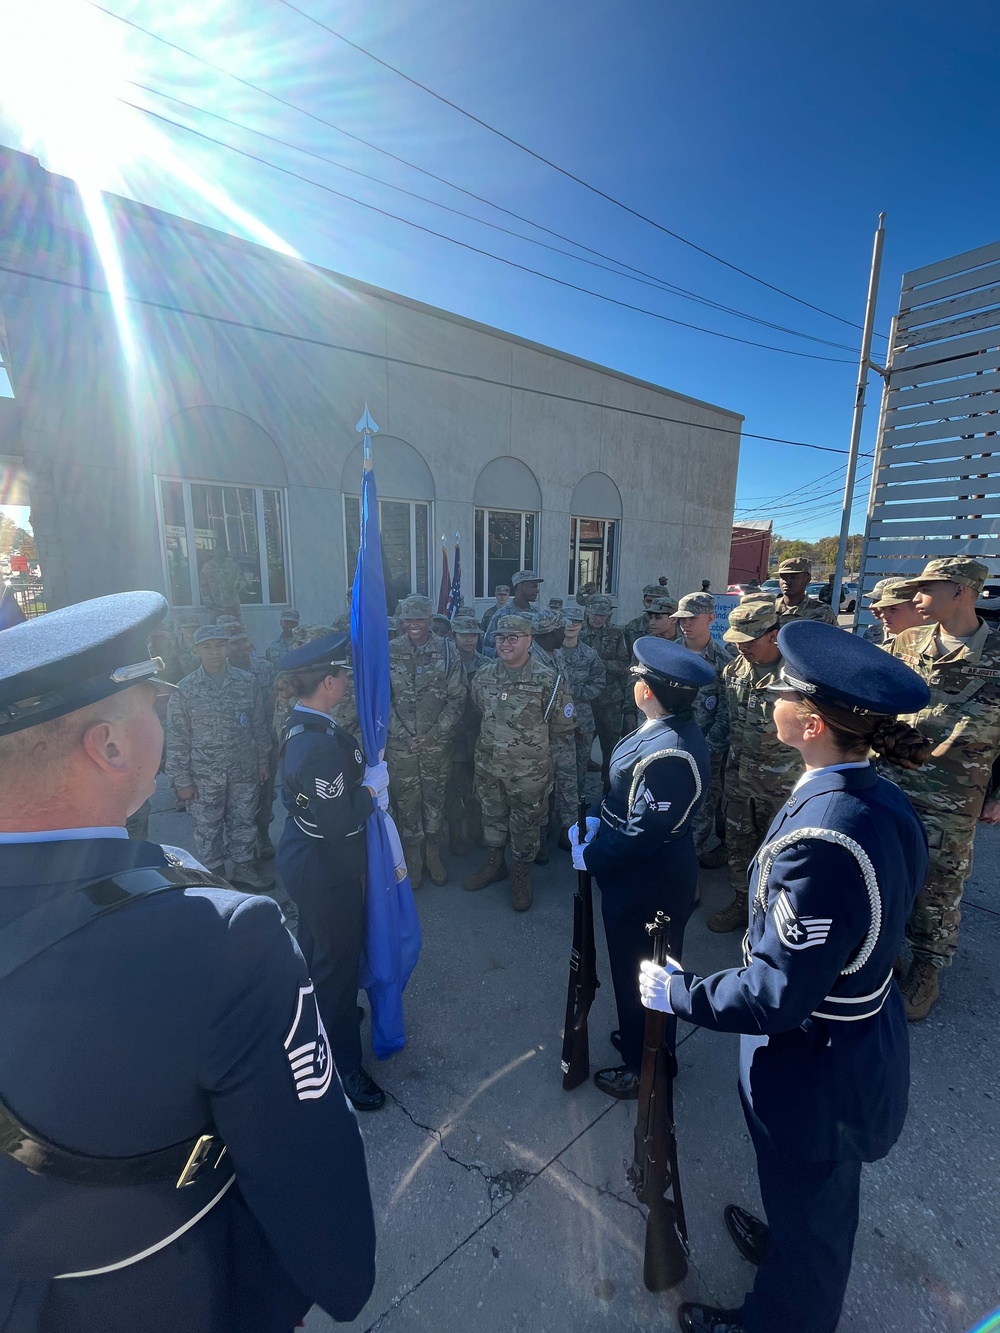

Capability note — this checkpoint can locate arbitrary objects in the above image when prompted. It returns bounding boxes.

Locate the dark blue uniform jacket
[669,763,928,1162]
[0,835,375,1332]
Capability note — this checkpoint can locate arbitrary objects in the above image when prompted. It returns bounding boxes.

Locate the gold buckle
[175,1134,227,1189]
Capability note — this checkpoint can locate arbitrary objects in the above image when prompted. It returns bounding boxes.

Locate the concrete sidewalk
[148,785,1000,1333]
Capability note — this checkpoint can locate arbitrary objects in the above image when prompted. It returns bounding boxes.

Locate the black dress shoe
[677,1302,744,1332]
[342,1066,386,1112]
[610,1028,623,1054]
[593,1065,640,1100]
[724,1203,769,1266]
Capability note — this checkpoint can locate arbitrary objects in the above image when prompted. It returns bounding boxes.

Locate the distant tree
[0,514,16,555]
[12,527,37,561]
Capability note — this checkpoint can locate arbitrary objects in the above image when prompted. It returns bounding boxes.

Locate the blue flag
[351,460,422,1057]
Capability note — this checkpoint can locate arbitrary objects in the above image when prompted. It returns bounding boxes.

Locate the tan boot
[708,893,748,933]
[463,847,508,892]
[229,861,275,890]
[424,840,448,886]
[403,839,424,891]
[901,958,940,1022]
[510,859,533,912]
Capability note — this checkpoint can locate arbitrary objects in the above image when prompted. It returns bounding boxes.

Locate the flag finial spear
[356,403,379,469]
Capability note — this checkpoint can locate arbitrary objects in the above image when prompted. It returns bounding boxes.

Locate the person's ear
[82,720,129,774]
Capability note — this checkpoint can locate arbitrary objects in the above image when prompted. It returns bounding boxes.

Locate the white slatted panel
[858,242,1000,624]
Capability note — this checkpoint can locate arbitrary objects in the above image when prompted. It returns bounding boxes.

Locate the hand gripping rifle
[627,911,688,1290]
[560,800,600,1090]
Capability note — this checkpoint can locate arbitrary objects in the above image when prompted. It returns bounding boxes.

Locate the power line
[276,0,887,339]
[130,80,860,355]
[126,100,855,365]
[0,260,855,453]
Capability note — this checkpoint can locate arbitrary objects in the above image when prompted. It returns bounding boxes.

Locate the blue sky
[1,0,998,538]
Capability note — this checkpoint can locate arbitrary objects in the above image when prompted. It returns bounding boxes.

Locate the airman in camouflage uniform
[198,547,246,622]
[674,592,732,865]
[625,595,680,731]
[266,608,301,663]
[866,577,922,648]
[773,556,838,626]
[483,569,543,656]
[226,627,279,859]
[465,614,576,910]
[386,594,465,888]
[623,584,673,652]
[581,594,632,785]
[480,585,510,632]
[530,610,578,859]
[175,615,201,679]
[165,624,272,886]
[446,614,488,855]
[559,606,607,798]
[709,598,802,932]
[886,558,1000,1019]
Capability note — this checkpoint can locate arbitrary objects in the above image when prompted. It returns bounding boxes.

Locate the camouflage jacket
[722,652,802,799]
[198,553,244,610]
[386,633,465,753]
[265,632,296,665]
[165,664,270,786]
[623,612,650,652]
[471,656,576,778]
[246,655,277,738]
[888,620,1000,820]
[689,636,733,752]
[556,641,606,733]
[775,595,838,627]
[176,643,199,680]
[482,600,538,656]
[581,622,631,705]
[453,650,488,762]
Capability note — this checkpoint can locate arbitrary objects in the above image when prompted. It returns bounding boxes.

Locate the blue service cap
[0,591,172,736]
[631,635,716,690]
[773,621,930,715]
[279,631,351,674]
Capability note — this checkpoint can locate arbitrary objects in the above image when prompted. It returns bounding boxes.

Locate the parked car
[807,580,858,614]
[761,579,781,594]
[977,577,1000,626]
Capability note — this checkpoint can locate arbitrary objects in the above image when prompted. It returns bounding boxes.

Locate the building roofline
[2,146,743,422]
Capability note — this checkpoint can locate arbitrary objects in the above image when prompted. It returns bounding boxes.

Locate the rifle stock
[560,800,599,1091]
[628,911,688,1291]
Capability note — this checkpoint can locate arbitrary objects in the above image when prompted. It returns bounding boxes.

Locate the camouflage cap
[178,615,201,629]
[562,606,585,624]
[547,597,564,609]
[451,615,481,635]
[724,599,779,644]
[495,614,534,635]
[279,608,301,623]
[647,595,678,615]
[533,609,563,634]
[511,569,543,586]
[431,614,454,634]
[215,615,240,627]
[399,594,434,618]
[193,624,228,645]
[494,584,510,595]
[866,577,918,609]
[587,595,615,615]
[915,556,988,593]
[643,583,663,597]
[224,622,247,637]
[674,591,715,618]
[777,557,812,576]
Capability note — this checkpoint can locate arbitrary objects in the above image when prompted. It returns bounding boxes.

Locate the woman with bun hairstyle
[639,620,932,1333]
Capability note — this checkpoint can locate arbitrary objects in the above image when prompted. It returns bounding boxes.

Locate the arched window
[341,436,434,604]
[473,457,542,598]
[569,472,622,595]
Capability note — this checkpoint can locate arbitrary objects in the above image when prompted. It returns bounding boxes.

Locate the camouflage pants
[475,762,552,863]
[574,725,596,799]
[446,755,481,829]
[691,749,725,853]
[543,736,578,836]
[593,698,627,776]
[725,791,784,898]
[189,774,259,868]
[387,744,452,843]
[908,814,976,969]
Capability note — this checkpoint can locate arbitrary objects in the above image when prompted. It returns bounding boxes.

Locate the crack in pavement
[558,1160,644,1216]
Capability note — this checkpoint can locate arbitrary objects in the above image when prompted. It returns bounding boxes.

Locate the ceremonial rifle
[628,911,688,1290]
[560,800,600,1090]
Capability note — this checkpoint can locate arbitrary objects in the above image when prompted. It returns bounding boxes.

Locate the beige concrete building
[0,147,742,641]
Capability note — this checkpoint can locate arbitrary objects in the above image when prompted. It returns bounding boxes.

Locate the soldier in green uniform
[582,594,631,786]
[886,557,1000,1020]
[866,578,922,647]
[385,595,465,889]
[175,615,201,679]
[198,546,246,622]
[530,609,577,861]
[226,627,279,860]
[708,599,802,933]
[774,556,838,627]
[623,584,668,652]
[266,607,301,663]
[483,570,542,655]
[480,584,510,633]
[465,614,576,910]
[675,592,732,868]
[446,614,488,855]
[559,606,606,804]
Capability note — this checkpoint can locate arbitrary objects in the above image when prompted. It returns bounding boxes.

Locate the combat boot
[708,892,747,934]
[463,847,508,892]
[256,831,276,861]
[510,859,533,912]
[698,842,728,870]
[901,958,940,1021]
[448,820,472,857]
[402,839,424,890]
[424,840,448,886]
[230,861,275,890]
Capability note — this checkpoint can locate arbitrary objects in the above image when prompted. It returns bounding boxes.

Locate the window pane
[567,517,578,595]
[474,507,485,598]
[573,517,610,594]
[414,503,429,596]
[344,496,361,594]
[263,489,288,604]
[160,479,191,605]
[604,519,617,594]
[192,482,262,607]
[524,512,536,572]
[486,510,523,595]
[381,500,412,605]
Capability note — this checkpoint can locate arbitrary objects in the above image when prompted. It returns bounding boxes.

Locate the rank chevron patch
[772,890,832,950]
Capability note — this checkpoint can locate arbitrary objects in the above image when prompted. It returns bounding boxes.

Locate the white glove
[363,761,389,797]
[568,817,601,847]
[376,785,389,811]
[571,842,588,872]
[639,957,683,1013]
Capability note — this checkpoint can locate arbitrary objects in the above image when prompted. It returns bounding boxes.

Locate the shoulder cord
[543,670,564,722]
[754,827,881,976]
[627,748,703,834]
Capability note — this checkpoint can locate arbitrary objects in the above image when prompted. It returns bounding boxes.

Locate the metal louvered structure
[857,241,1000,625]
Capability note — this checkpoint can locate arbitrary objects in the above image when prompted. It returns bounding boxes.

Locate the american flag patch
[284,984,334,1102]
[772,890,832,950]
[315,773,345,800]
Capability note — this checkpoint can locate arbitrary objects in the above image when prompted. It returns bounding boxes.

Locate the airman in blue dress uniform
[275,632,389,1113]
[0,593,376,1332]
[639,621,931,1333]
[571,636,714,1100]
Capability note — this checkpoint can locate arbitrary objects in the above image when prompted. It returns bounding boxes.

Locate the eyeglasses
[494,633,527,645]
